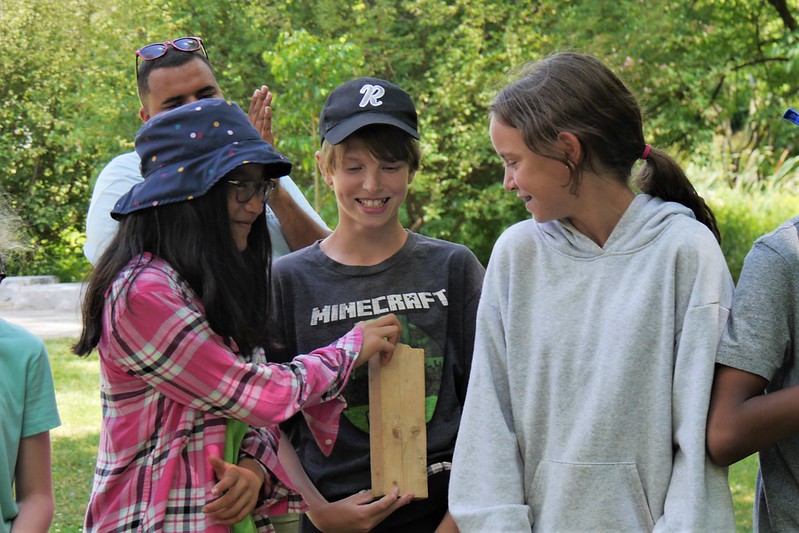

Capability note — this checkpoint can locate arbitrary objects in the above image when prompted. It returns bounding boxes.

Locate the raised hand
[248,85,274,146]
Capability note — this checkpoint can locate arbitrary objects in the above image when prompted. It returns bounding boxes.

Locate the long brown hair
[73,182,272,357]
[491,52,720,242]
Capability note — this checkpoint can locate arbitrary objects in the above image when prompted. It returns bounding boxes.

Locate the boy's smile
[357,197,390,210]
[325,138,414,232]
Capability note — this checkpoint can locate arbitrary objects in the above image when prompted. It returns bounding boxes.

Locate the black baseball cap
[318,77,419,145]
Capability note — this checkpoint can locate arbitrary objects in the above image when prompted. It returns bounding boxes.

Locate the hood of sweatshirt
[537,194,695,259]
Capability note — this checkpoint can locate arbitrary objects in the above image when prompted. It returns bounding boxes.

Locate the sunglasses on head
[135,37,208,76]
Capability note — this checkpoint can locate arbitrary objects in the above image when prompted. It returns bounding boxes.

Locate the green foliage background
[1,0,799,280]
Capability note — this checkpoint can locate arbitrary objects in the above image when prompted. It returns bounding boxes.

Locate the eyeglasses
[0,256,6,285]
[227,179,277,204]
[135,37,208,76]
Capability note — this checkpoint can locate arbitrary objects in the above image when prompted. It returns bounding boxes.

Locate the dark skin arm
[707,363,799,466]
[267,183,330,250]
[248,85,330,251]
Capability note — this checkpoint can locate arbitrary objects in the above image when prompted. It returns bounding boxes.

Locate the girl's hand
[353,314,402,368]
[203,455,264,525]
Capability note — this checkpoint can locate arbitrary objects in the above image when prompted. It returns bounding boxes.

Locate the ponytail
[634,147,721,243]
[492,52,721,244]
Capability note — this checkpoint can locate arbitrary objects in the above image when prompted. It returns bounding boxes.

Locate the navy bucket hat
[112,98,292,219]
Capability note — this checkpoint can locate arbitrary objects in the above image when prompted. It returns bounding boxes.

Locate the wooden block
[368,342,428,499]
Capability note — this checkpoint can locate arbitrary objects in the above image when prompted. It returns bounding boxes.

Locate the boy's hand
[353,314,401,368]
[306,487,414,533]
[248,85,274,146]
[203,455,263,525]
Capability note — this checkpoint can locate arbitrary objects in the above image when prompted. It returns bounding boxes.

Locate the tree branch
[766,0,797,32]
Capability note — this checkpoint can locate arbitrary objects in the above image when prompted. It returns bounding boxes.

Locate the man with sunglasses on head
[84,36,328,265]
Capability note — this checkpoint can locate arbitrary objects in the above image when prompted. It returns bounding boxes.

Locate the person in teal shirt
[0,205,61,533]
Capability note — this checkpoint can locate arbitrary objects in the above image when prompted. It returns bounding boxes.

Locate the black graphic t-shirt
[269,231,483,525]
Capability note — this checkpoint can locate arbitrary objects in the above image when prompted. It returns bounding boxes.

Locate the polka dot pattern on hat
[112,98,292,219]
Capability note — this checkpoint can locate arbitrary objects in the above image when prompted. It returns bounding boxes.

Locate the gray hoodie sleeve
[654,248,735,531]
[449,242,533,531]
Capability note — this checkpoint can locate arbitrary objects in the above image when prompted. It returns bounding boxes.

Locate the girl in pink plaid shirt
[73,98,400,532]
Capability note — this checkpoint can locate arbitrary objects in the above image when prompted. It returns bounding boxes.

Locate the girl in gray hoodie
[449,52,735,532]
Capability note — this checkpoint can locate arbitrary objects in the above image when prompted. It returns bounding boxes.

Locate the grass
[730,455,758,532]
[48,338,101,532]
[43,337,760,531]
[704,188,799,282]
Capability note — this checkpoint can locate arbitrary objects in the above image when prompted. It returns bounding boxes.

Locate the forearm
[277,431,327,509]
[13,432,55,532]
[708,365,799,465]
[12,494,54,532]
[267,181,329,251]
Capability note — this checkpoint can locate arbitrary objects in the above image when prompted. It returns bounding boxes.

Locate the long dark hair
[491,52,720,242]
[73,181,271,357]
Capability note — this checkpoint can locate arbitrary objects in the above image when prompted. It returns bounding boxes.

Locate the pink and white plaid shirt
[85,255,360,532]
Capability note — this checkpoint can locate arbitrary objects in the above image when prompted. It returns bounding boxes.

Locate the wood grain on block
[368,342,428,499]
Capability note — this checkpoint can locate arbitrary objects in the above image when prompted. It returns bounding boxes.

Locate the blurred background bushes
[1,0,798,281]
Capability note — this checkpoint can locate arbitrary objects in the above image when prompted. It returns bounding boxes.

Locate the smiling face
[322,137,414,233]
[489,117,578,222]
[225,164,268,252]
[139,56,222,122]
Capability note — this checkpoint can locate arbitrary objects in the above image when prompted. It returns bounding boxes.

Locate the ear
[556,132,582,167]
[139,107,151,123]
[316,151,334,187]
[407,170,416,185]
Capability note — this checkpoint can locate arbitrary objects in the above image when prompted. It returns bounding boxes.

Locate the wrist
[238,457,266,485]
[266,179,285,208]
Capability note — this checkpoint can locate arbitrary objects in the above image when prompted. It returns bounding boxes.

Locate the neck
[567,173,636,247]
[320,222,408,266]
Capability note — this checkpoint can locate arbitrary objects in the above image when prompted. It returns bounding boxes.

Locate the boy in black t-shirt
[270,77,484,532]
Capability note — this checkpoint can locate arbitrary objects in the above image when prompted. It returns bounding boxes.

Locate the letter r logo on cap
[359,84,385,108]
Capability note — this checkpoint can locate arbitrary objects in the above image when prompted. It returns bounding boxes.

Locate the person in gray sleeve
[707,106,799,533]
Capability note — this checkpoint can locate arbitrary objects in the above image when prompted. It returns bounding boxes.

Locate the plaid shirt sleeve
[107,278,362,433]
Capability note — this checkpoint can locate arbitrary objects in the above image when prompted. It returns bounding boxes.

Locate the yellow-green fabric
[225,418,257,533]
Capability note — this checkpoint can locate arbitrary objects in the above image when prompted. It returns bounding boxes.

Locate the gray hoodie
[450,195,735,532]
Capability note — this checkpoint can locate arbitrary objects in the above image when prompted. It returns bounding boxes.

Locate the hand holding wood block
[368,342,428,499]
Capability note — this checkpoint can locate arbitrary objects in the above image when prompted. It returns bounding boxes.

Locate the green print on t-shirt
[342,316,443,432]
